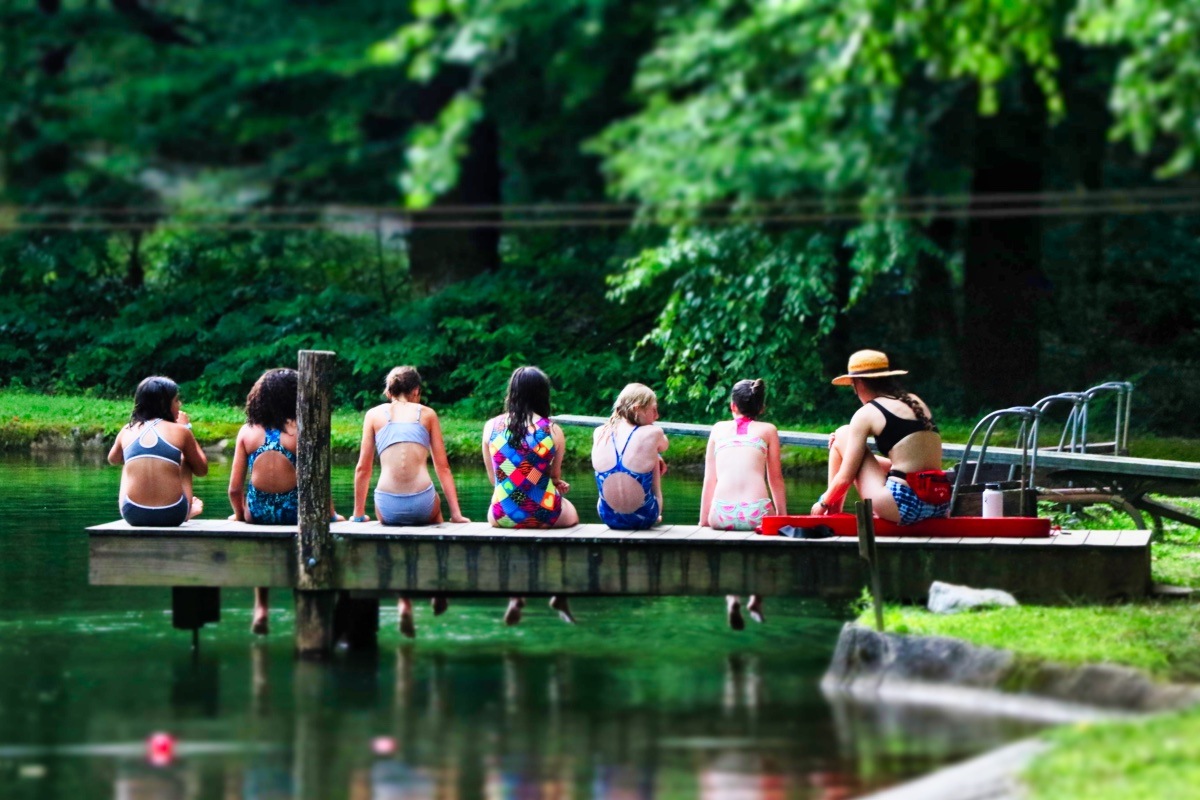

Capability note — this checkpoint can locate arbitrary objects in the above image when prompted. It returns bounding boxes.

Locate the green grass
[6,388,1200,470]
[1023,705,1200,800]
[870,603,1200,682]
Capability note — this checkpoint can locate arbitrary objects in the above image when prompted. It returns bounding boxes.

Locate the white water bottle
[982,483,1004,518]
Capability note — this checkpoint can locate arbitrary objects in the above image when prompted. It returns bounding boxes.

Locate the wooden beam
[295,349,338,657]
[88,524,1152,603]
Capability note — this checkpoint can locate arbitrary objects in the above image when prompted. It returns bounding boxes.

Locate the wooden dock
[89,519,1150,604]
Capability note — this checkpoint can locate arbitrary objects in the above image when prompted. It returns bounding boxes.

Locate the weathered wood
[296,350,337,657]
[87,523,1152,603]
[296,349,336,590]
[294,591,337,658]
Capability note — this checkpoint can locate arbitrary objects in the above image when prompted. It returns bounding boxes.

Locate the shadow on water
[0,453,1046,798]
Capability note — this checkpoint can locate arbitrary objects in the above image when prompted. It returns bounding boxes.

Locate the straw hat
[832,349,908,386]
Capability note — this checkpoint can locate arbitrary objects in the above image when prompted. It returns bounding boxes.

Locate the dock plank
[86,519,1153,601]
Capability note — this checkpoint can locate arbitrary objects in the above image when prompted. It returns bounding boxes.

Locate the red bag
[907,469,952,504]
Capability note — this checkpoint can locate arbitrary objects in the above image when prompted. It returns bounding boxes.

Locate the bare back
[711,419,773,500]
[864,394,943,473]
[592,421,668,514]
[370,401,434,494]
[240,423,298,494]
[112,419,205,507]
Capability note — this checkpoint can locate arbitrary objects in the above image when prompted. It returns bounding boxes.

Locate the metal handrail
[1079,382,1134,455]
[951,406,1041,514]
[1027,392,1086,454]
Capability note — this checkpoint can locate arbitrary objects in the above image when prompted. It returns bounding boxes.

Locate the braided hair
[860,376,937,431]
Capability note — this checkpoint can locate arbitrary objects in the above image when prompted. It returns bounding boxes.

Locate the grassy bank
[864,498,1200,681]
[858,499,1200,798]
[8,389,1200,470]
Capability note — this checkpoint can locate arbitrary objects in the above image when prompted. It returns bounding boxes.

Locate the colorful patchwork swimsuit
[487,416,562,528]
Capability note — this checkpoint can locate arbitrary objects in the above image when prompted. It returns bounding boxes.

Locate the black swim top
[870,399,937,457]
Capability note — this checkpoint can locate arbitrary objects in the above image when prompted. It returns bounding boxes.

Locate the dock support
[856,500,884,632]
[294,349,339,658]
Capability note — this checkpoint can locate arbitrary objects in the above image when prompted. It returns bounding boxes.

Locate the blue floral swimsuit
[246,428,299,525]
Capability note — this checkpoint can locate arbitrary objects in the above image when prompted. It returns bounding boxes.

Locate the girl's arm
[765,426,787,516]
[698,432,717,526]
[550,423,569,494]
[481,419,497,485]
[814,408,872,514]
[178,426,209,477]
[227,426,250,521]
[107,428,126,466]
[652,429,668,521]
[428,409,469,522]
[352,411,377,520]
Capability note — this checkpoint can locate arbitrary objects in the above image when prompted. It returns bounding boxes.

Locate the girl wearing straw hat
[811,350,951,525]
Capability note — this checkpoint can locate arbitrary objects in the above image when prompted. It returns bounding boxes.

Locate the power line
[9,185,1200,216]
[3,199,1198,231]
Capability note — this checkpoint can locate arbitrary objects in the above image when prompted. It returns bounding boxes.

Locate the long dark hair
[731,378,766,418]
[246,368,298,430]
[504,366,552,446]
[860,376,937,431]
[130,376,179,426]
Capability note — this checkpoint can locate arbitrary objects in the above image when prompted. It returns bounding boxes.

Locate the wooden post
[295,350,338,657]
[856,500,885,632]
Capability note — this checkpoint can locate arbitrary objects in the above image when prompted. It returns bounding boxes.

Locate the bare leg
[746,594,764,624]
[181,462,203,519]
[252,588,269,635]
[431,596,449,616]
[554,499,580,528]
[504,597,525,626]
[853,449,902,523]
[549,596,575,624]
[726,595,745,631]
[398,597,415,639]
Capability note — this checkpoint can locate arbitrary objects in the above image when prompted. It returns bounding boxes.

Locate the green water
[0,452,1041,798]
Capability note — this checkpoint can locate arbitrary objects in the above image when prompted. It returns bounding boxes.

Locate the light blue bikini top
[122,419,183,465]
[375,405,431,454]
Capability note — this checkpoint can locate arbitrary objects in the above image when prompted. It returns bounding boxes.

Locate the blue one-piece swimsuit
[246,428,299,525]
[595,426,659,530]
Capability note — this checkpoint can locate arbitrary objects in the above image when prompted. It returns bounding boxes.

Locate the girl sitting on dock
[483,366,579,625]
[699,378,787,629]
[108,376,207,527]
[592,383,669,529]
[811,349,950,525]
[353,366,470,638]
[228,368,341,635]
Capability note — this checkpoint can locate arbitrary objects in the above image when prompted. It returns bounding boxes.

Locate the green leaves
[400,92,485,209]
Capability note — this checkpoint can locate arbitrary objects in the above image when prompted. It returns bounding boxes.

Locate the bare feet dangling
[398,598,416,639]
[251,588,269,635]
[726,595,745,631]
[431,596,449,616]
[504,597,525,626]
[549,596,576,625]
[746,594,765,624]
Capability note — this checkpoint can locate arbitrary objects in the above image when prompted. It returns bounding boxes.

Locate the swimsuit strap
[735,416,752,435]
[614,425,641,463]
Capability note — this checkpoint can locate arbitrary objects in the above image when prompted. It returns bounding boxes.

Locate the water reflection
[0,453,1047,799]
